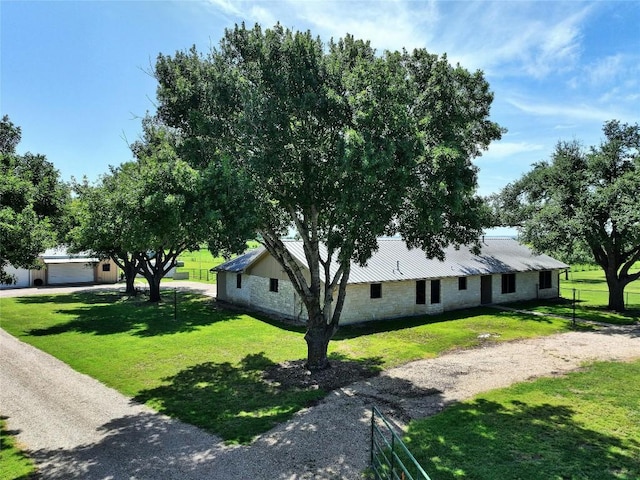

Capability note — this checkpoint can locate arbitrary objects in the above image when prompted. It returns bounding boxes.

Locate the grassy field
[176,241,261,284]
[2,264,638,477]
[405,360,640,479]
[513,265,640,325]
[0,292,570,444]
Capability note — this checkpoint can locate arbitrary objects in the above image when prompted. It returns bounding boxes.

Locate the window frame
[501,273,516,294]
[236,273,242,289]
[269,278,279,293]
[370,283,382,299]
[458,277,467,291]
[430,279,441,304]
[416,280,426,304]
[101,263,111,272]
[539,270,552,290]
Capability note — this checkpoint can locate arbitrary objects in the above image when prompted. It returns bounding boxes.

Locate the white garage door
[0,266,30,288]
[48,263,94,284]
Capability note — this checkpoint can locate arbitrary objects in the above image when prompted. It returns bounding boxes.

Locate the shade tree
[154,24,504,368]
[493,120,640,311]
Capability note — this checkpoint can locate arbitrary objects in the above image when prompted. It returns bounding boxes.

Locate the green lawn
[0,416,37,480]
[511,266,640,325]
[0,292,570,444]
[405,360,640,479]
[176,241,261,284]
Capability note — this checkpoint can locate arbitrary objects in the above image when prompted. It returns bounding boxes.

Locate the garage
[0,265,31,289]
[47,262,95,285]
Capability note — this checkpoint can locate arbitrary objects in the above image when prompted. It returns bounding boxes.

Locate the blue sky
[2,1,639,205]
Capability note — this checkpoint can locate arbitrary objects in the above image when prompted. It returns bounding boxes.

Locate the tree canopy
[493,120,640,311]
[71,116,251,301]
[0,115,69,284]
[154,23,504,368]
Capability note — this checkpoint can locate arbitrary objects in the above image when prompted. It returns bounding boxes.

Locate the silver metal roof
[217,238,568,284]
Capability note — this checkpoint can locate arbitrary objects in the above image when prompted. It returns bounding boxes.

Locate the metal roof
[41,247,99,264]
[213,247,267,273]
[216,238,568,284]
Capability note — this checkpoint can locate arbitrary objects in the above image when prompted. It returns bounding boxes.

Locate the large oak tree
[493,120,640,311]
[154,24,504,369]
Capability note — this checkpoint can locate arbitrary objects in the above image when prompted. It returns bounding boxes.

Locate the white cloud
[507,98,623,122]
[484,141,545,159]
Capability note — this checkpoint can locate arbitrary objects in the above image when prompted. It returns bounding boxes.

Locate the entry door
[480,275,492,304]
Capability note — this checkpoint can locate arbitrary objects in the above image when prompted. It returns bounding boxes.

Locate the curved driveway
[1,284,639,479]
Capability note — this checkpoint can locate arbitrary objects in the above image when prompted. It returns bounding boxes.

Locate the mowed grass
[176,241,261,284]
[512,265,640,325]
[0,292,570,444]
[0,416,37,480]
[405,360,640,479]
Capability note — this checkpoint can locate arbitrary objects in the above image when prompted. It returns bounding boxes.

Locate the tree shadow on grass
[405,399,640,480]
[333,307,556,341]
[24,292,241,338]
[133,352,383,445]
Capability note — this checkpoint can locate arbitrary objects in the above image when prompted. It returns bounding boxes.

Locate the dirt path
[1,293,639,478]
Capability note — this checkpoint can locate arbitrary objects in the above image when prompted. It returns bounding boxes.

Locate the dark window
[101,263,111,272]
[501,273,516,294]
[539,271,552,289]
[269,278,279,292]
[370,283,382,299]
[416,280,426,304]
[431,279,441,304]
[236,273,242,289]
[458,277,467,290]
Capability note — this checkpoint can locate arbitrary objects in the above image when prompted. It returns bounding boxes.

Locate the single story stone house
[215,237,568,324]
[0,247,118,289]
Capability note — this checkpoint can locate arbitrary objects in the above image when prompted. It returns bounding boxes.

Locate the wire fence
[559,286,640,310]
[176,268,215,282]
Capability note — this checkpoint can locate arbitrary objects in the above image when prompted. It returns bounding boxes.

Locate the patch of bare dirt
[263,359,380,392]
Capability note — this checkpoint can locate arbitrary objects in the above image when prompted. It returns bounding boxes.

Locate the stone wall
[217,269,563,324]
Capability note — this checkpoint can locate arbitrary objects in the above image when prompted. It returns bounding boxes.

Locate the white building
[215,237,568,324]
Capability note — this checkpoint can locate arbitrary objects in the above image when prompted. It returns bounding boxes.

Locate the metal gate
[370,406,432,480]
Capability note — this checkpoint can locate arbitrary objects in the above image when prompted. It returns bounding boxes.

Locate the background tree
[69,175,142,295]
[154,24,504,369]
[493,120,640,311]
[0,115,69,284]
[71,116,251,301]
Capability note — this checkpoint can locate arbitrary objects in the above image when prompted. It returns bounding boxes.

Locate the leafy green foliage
[154,23,504,367]
[0,115,70,284]
[493,121,640,311]
[70,116,254,300]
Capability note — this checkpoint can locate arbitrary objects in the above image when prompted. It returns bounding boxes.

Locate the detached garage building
[0,248,118,289]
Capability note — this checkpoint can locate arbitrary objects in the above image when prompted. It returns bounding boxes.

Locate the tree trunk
[124,263,137,296]
[607,277,626,312]
[147,274,162,302]
[304,322,332,371]
[603,263,628,312]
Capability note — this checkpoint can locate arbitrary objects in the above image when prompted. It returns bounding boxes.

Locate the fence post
[572,288,576,328]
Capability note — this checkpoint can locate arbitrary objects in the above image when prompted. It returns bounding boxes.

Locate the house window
[539,271,552,289]
[416,280,426,304]
[430,279,441,304]
[102,263,111,272]
[236,273,242,289]
[501,273,516,294]
[370,283,382,299]
[458,277,467,290]
[269,278,279,292]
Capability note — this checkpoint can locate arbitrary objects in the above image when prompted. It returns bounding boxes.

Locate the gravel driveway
[1,286,639,479]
